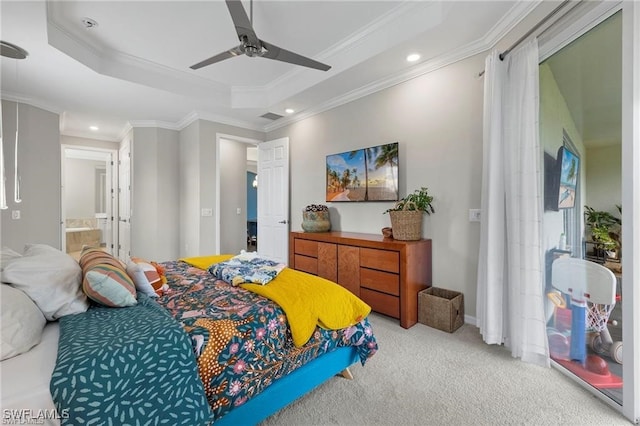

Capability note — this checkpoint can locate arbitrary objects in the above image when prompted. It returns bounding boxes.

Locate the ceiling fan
[190,0,331,72]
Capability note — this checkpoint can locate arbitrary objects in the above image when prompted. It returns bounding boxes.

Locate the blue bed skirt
[216,346,359,425]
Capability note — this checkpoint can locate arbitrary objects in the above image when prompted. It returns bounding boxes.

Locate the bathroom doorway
[61,146,118,259]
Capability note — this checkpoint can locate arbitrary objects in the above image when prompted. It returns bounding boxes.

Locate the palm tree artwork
[325,142,399,202]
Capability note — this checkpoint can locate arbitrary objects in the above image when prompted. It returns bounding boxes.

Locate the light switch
[11,210,20,220]
[469,209,481,222]
[201,208,213,217]
[236,207,241,215]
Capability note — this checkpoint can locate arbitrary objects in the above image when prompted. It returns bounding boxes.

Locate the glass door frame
[539,1,639,422]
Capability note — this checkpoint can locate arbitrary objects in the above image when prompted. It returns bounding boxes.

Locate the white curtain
[476,39,549,367]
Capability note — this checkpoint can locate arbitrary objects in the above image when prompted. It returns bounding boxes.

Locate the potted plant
[584,205,621,259]
[384,187,435,240]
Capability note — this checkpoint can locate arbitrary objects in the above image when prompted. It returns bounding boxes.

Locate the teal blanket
[50,294,213,425]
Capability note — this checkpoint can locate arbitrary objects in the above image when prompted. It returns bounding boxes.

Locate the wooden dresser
[289,231,432,328]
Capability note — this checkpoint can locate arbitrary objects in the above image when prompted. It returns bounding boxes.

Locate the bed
[0,247,378,425]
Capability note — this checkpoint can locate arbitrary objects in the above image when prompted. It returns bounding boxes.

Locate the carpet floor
[261,313,631,425]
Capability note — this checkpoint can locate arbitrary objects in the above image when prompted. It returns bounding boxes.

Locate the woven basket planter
[388,209,422,240]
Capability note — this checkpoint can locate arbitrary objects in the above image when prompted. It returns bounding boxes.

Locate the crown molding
[128,120,181,131]
[482,0,543,48]
[1,92,63,115]
[61,129,122,143]
[264,1,541,133]
[188,111,265,133]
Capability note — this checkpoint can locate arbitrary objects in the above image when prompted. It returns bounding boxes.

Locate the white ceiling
[543,10,621,148]
[0,0,541,142]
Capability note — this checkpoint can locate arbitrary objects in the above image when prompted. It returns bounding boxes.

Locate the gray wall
[65,158,103,219]
[178,120,263,258]
[0,100,60,251]
[130,127,180,261]
[219,138,248,254]
[267,55,485,316]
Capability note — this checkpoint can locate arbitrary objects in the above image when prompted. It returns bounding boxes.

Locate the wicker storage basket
[388,201,422,240]
[418,287,464,333]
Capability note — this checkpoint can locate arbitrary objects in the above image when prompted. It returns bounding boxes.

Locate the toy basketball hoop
[552,258,622,364]
[587,302,615,333]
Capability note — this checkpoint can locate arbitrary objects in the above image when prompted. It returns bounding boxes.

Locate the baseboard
[464,314,477,326]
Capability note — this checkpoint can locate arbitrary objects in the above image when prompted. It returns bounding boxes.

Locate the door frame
[215,133,263,254]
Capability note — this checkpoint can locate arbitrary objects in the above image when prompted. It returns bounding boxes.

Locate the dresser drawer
[360,288,399,318]
[359,248,399,273]
[360,268,399,296]
[294,254,318,275]
[295,239,318,257]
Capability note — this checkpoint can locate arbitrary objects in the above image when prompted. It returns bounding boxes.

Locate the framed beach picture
[556,146,579,209]
[326,142,399,202]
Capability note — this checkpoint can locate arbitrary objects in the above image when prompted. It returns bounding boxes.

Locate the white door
[118,138,131,261]
[257,137,289,264]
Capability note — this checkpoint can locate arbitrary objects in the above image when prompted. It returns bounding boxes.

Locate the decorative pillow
[1,244,88,321]
[208,252,286,286]
[125,257,163,297]
[0,246,22,272]
[80,247,137,307]
[1,284,47,360]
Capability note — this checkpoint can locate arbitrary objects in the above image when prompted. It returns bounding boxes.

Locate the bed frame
[216,346,359,425]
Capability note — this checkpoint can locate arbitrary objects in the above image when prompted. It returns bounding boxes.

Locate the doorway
[61,146,118,259]
[540,9,623,406]
[247,145,258,251]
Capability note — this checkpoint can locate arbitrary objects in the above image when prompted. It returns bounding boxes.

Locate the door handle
[278,220,288,224]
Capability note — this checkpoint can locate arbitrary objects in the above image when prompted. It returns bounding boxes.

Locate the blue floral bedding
[208,254,285,286]
[156,260,378,421]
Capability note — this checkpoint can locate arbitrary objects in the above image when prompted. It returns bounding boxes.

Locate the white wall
[539,62,587,253]
[268,55,485,315]
[0,100,60,251]
[130,127,180,261]
[585,144,622,214]
[219,138,248,254]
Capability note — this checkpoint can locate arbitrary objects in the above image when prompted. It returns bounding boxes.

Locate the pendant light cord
[0,100,7,210]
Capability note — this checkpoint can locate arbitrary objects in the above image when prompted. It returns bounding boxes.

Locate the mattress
[1,322,60,426]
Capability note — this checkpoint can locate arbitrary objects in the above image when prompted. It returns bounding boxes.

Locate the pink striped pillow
[79,247,137,307]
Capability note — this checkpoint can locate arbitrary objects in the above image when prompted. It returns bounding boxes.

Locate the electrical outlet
[11,210,20,220]
[201,208,213,217]
[236,207,241,215]
[469,209,481,222]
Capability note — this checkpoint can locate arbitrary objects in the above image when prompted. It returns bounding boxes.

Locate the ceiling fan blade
[190,46,243,70]
[260,40,331,72]
[226,0,258,43]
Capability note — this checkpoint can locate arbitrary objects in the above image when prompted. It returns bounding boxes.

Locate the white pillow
[0,246,22,272]
[1,284,46,360]
[1,244,89,321]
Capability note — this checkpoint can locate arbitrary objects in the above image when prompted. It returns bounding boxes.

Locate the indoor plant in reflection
[584,205,621,259]
[302,204,331,232]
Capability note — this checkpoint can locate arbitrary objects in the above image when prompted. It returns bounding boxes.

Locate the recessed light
[89,126,99,131]
[285,108,295,114]
[406,53,420,63]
